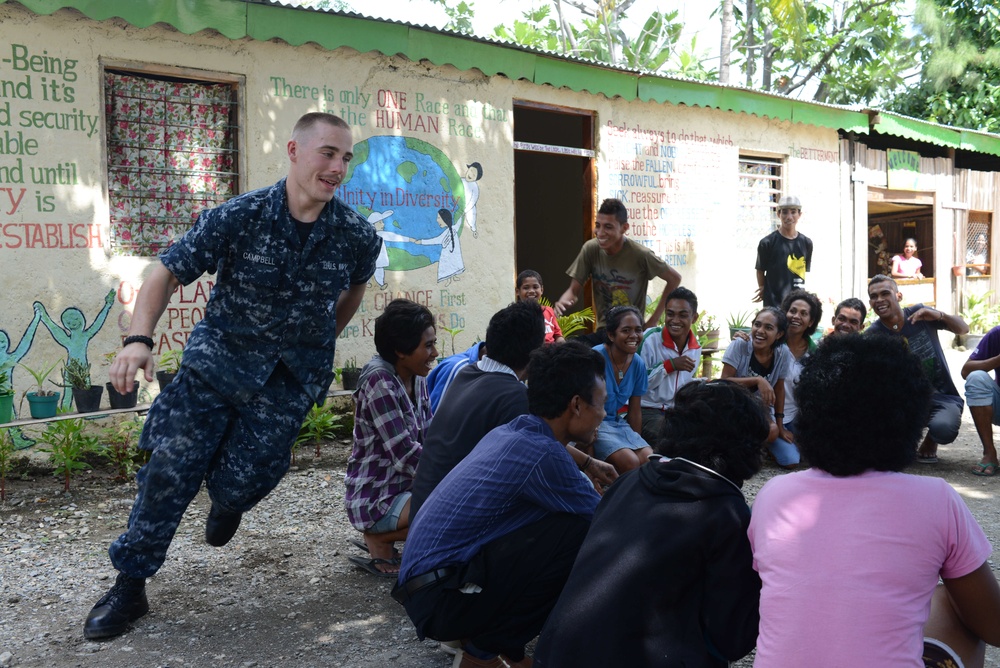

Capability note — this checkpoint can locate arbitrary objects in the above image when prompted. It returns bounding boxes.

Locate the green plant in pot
[961,291,1000,348]
[0,370,14,424]
[156,348,183,391]
[102,351,139,409]
[61,359,103,413]
[696,311,720,349]
[727,309,754,341]
[340,357,361,391]
[18,359,61,419]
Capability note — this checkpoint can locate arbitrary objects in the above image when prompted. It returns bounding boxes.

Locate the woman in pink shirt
[749,335,1000,668]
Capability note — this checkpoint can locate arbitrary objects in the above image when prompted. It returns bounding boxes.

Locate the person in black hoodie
[534,380,768,668]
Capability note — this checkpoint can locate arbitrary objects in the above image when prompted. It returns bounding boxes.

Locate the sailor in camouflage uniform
[84,112,381,640]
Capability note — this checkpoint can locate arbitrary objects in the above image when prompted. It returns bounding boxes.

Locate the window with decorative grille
[104,70,239,257]
[966,211,991,277]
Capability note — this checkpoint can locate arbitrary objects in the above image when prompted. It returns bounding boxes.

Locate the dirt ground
[2,348,1000,667]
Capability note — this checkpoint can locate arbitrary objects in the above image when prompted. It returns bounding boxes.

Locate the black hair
[796,334,931,476]
[835,297,867,322]
[438,208,455,252]
[780,289,823,338]
[597,198,628,225]
[485,301,545,372]
[755,306,788,350]
[466,162,483,181]
[374,299,436,364]
[665,286,698,314]
[516,269,543,291]
[528,342,605,419]
[656,380,769,487]
[604,305,643,345]
[868,273,898,292]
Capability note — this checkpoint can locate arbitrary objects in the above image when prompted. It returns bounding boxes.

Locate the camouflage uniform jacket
[160,178,381,404]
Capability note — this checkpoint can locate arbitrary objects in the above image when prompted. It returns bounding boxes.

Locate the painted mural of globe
[343,135,465,270]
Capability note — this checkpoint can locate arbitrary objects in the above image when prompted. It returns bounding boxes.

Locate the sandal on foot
[347,555,399,579]
[971,462,999,476]
[349,539,401,561]
[916,454,938,464]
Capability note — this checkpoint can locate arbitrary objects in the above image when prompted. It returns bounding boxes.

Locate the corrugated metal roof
[7,0,1000,153]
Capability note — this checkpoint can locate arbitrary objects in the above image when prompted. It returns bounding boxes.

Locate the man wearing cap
[754,195,813,308]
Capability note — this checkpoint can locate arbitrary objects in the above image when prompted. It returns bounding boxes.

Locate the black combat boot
[205,503,243,547]
[83,573,148,640]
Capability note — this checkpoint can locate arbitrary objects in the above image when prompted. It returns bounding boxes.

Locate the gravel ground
[2,348,1000,668]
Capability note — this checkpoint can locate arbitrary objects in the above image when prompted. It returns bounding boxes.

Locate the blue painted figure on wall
[1,302,43,447]
[36,289,116,410]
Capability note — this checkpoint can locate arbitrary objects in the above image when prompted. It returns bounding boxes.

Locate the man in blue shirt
[84,112,381,640]
[393,342,606,668]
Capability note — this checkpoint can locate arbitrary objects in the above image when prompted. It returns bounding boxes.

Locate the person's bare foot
[917,435,938,462]
[363,535,400,573]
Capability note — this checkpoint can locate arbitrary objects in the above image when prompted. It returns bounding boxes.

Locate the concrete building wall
[0,3,844,401]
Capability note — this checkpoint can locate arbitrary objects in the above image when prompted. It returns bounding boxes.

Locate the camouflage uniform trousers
[109,363,314,578]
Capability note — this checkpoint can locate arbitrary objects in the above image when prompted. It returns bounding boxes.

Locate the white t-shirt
[749,469,990,668]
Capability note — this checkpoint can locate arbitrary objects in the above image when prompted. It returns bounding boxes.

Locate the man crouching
[392,342,606,668]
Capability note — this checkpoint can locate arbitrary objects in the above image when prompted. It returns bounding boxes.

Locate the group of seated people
[340,270,1000,667]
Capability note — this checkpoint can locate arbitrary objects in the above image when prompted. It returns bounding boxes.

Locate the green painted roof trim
[534,57,638,100]
[961,131,1000,157]
[7,0,1000,149]
[247,3,408,54]
[873,112,1000,156]
[639,76,869,133]
[9,0,248,40]
[405,29,536,81]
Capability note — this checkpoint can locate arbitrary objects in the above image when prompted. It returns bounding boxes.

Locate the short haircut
[528,342,605,419]
[604,305,643,345]
[835,297,867,322]
[485,301,545,371]
[516,269,543,289]
[466,162,483,180]
[755,306,788,350]
[796,334,932,476]
[868,274,898,292]
[656,380,769,486]
[665,286,698,314]
[780,289,823,337]
[292,112,349,138]
[597,198,628,225]
[374,299,436,364]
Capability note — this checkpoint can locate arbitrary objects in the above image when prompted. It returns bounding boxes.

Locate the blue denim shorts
[369,491,411,534]
[592,417,650,461]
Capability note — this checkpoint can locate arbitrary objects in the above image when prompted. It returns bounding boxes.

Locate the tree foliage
[491,0,684,74]
[730,0,912,104]
[888,0,1000,132]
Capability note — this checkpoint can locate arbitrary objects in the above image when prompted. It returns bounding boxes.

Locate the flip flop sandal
[347,555,399,579]
[916,454,938,464]
[971,462,998,476]
[349,539,401,561]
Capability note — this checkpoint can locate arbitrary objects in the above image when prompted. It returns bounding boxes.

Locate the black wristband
[123,335,154,350]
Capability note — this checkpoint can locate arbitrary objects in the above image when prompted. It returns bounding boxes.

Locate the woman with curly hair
[535,380,768,667]
[750,334,1000,668]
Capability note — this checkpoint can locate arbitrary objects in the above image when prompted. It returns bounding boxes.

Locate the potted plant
[695,311,720,349]
[0,370,14,424]
[102,352,139,409]
[156,349,183,391]
[340,357,362,391]
[960,291,1000,348]
[61,359,103,413]
[18,359,61,419]
[727,309,754,341]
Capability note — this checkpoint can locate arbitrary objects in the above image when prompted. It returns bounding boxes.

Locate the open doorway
[867,189,935,305]
[513,101,594,318]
